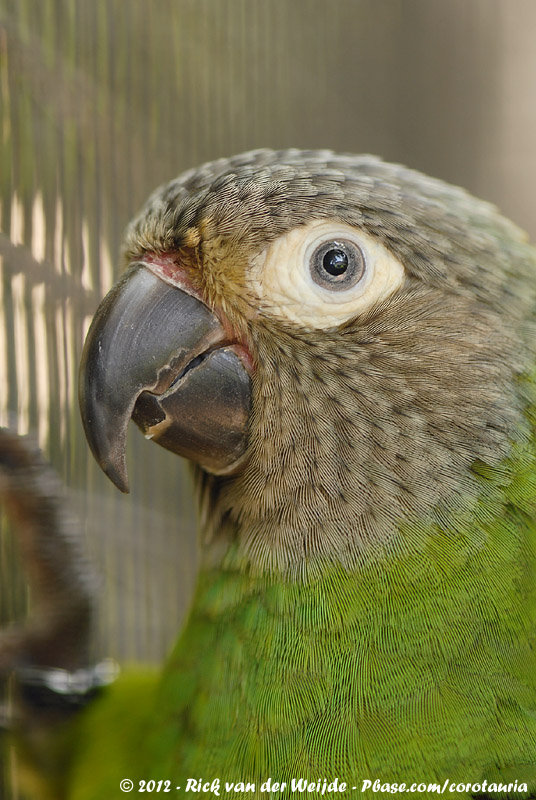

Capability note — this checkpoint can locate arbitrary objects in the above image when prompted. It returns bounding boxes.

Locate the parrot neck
[195,317,528,575]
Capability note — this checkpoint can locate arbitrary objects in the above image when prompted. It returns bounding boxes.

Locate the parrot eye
[249,218,405,330]
[310,240,365,291]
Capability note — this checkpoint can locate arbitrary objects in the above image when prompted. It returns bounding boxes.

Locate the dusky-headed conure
[7,150,536,799]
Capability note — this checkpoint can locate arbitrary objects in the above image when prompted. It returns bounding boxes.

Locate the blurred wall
[0,0,535,726]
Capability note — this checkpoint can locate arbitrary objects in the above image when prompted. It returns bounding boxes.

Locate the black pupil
[323,248,348,276]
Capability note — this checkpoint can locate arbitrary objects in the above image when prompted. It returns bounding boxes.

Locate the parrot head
[79,149,536,574]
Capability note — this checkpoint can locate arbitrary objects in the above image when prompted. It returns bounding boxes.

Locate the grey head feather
[123,149,536,576]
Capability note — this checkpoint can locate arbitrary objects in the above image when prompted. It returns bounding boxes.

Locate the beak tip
[89,440,130,494]
[80,406,131,494]
[107,467,130,494]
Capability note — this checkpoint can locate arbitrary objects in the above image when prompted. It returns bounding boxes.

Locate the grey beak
[79,263,251,492]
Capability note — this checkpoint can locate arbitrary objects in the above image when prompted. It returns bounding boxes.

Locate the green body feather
[68,383,536,799]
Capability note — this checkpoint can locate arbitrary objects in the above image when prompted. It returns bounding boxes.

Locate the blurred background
[0,0,535,796]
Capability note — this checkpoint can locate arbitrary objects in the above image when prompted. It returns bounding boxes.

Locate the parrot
[4,148,536,799]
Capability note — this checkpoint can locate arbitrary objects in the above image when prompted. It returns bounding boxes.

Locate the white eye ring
[248,219,406,329]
